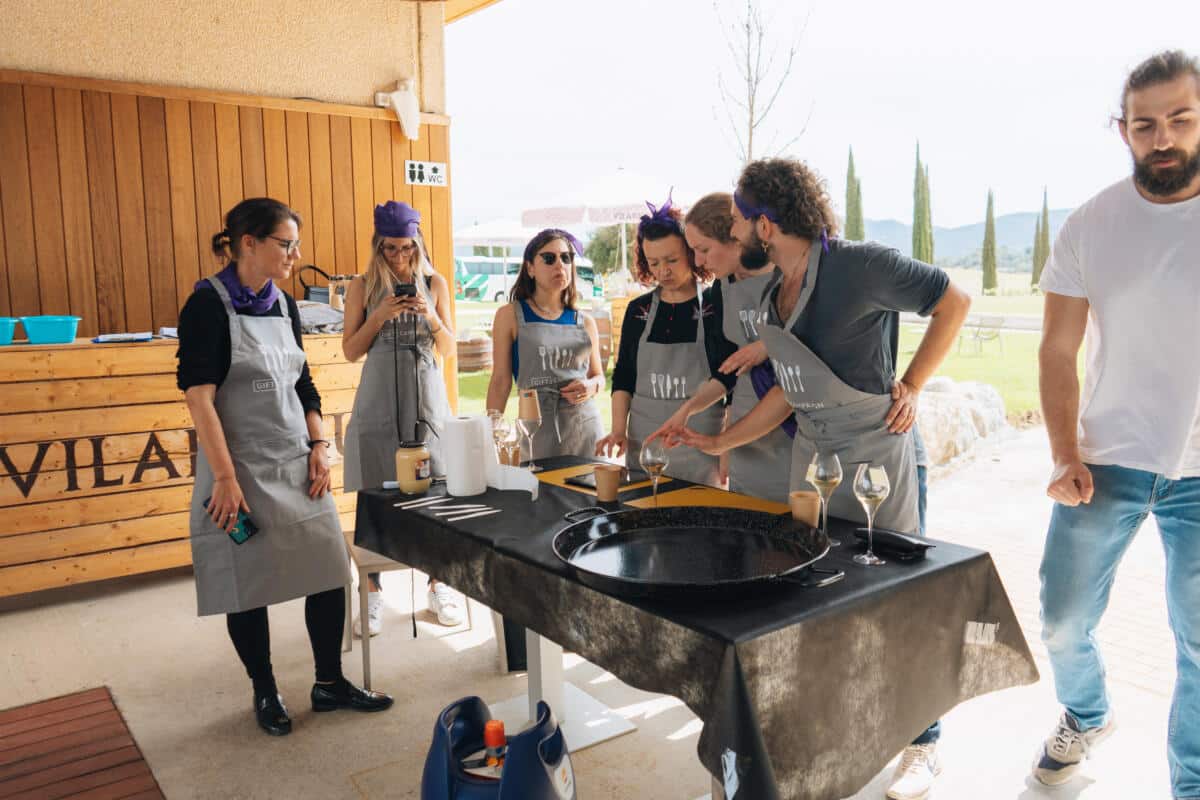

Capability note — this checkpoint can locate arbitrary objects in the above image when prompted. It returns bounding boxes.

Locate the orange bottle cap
[483,719,506,748]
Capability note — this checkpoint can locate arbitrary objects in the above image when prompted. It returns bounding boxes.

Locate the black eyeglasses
[538,252,574,266]
[266,235,301,255]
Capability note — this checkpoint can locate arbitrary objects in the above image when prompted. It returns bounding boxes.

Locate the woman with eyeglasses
[342,201,463,633]
[595,197,735,487]
[486,229,606,463]
[178,197,392,738]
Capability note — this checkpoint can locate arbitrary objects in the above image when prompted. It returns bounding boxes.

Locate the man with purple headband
[676,158,970,800]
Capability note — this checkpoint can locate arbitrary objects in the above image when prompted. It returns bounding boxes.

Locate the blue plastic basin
[20,315,82,345]
[0,317,15,346]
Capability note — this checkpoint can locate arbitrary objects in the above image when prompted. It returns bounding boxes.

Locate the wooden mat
[626,484,790,514]
[535,463,669,496]
[0,687,163,799]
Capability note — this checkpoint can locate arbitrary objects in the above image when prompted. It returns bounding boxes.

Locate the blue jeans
[1040,463,1200,799]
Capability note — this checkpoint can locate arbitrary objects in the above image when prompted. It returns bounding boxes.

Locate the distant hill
[864,209,1073,269]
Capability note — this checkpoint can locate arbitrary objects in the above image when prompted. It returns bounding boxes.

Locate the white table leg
[488,632,636,751]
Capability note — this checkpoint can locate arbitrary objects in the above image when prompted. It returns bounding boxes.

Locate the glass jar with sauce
[395,440,432,494]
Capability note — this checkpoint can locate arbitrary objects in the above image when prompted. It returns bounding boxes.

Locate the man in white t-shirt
[1034,50,1200,799]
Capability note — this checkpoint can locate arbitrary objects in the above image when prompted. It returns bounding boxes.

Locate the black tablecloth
[354,457,1038,800]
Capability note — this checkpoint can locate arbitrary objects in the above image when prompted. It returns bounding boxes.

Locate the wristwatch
[307,439,330,449]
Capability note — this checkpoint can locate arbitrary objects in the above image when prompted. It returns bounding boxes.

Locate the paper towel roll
[444,416,489,496]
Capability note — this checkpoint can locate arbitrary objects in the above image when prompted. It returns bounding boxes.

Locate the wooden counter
[0,335,362,597]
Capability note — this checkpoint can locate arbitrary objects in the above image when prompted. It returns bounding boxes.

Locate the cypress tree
[981,190,998,293]
[854,178,864,240]
[1031,215,1043,284]
[845,148,864,241]
[1033,188,1051,286]
[912,144,926,259]
[923,165,934,263]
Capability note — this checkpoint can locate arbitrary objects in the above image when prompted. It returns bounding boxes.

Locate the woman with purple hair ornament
[646,191,793,504]
[486,228,607,462]
[594,194,735,487]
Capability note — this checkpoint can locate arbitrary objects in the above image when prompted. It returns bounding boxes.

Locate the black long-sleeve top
[176,286,322,416]
[611,288,737,396]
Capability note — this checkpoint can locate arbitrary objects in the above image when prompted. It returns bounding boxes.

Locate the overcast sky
[445,0,1198,229]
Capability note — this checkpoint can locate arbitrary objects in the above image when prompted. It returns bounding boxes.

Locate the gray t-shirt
[764,238,948,396]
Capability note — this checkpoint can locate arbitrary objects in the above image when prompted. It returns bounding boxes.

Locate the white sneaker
[427,582,465,627]
[886,743,941,800]
[354,591,384,638]
[1031,712,1115,786]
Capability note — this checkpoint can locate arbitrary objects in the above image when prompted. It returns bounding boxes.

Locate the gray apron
[721,270,792,504]
[758,249,920,534]
[626,287,723,487]
[190,278,351,616]
[513,301,603,461]
[343,278,450,490]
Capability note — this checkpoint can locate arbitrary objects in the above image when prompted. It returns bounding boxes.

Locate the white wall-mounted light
[374,78,420,141]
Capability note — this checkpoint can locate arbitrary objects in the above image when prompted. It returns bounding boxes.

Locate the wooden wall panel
[0,335,359,596]
[110,94,153,332]
[54,88,100,337]
[0,70,452,342]
[82,91,126,333]
[0,84,40,316]
[136,97,178,330]
[24,87,68,317]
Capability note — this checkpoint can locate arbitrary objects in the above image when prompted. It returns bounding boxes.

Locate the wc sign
[405,160,447,187]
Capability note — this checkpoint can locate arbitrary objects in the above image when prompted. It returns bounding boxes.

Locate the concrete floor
[0,427,1180,799]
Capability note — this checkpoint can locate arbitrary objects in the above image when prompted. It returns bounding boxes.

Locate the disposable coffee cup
[517,389,541,421]
[788,490,820,527]
[594,464,623,502]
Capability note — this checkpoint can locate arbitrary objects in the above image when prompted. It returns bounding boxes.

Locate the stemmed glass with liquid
[638,440,670,508]
[488,411,515,464]
[852,463,891,566]
[806,451,843,547]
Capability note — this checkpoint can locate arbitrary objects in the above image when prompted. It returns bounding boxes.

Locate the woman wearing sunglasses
[178,198,392,738]
[486,229,606,462]
[342,201,464,633]
[595,196,735,487]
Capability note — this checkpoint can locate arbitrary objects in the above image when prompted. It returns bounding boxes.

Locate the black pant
[226,586,345,697]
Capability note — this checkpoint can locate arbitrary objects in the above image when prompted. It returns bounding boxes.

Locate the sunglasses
[381,242,418,256]
[537,252,574,266]
[266,235,301,255]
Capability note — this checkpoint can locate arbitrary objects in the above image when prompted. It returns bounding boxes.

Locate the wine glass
[516,416,542,472]
[852,463,890,566]
[806,451,843,547]
[638,440,670,508]
[488,411,510,448]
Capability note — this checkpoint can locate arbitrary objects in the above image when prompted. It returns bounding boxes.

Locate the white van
[454,256,597,302]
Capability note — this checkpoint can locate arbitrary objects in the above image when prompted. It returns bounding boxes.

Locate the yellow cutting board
[626,485,789,514]
[536,463,669,496]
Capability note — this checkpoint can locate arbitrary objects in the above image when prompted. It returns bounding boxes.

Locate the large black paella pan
[553,506,841,598]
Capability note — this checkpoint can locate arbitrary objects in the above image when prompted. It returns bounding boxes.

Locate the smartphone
[393,283,417,298]
[203,497,259,545]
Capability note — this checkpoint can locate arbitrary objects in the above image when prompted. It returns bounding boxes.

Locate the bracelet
[307,439,330,449]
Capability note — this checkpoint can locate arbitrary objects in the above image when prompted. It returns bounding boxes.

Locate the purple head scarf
[750,361,798,438]
[522,229,585,264]
[637,190,683,238]
[198,262,281,315]
[374,200,421,238]
[733,191,832,254]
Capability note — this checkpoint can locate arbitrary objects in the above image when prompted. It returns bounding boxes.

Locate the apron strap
[206,276,243,353]
[782,242,823,331]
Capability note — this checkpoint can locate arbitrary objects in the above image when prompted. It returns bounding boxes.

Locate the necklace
[528,296,563,319]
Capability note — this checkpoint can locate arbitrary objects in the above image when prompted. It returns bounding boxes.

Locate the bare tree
[714,0,811,163]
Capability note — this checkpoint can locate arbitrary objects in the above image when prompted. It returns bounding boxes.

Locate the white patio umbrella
[520,169,702,273]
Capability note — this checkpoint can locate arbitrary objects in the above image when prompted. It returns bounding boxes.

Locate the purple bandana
[750,361,798,438]
[638,190,683,237]
[523,229,585,263]
[375,200,421,238]
[199,262,280,315]
[733,190,780,223]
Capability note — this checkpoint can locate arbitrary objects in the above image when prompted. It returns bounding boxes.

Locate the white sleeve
[1037,216,1086,298]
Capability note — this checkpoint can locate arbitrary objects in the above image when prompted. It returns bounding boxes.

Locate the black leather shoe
[311,680,394,713]
[255,693,292,736]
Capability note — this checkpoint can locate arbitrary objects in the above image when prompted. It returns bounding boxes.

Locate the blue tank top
[512,300,578,380]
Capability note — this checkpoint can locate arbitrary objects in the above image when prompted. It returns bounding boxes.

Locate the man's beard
[1132,143,1200,197]
[739,229,771,269]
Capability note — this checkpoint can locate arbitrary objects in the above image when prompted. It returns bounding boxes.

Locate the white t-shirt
[1040,177,1200,479]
